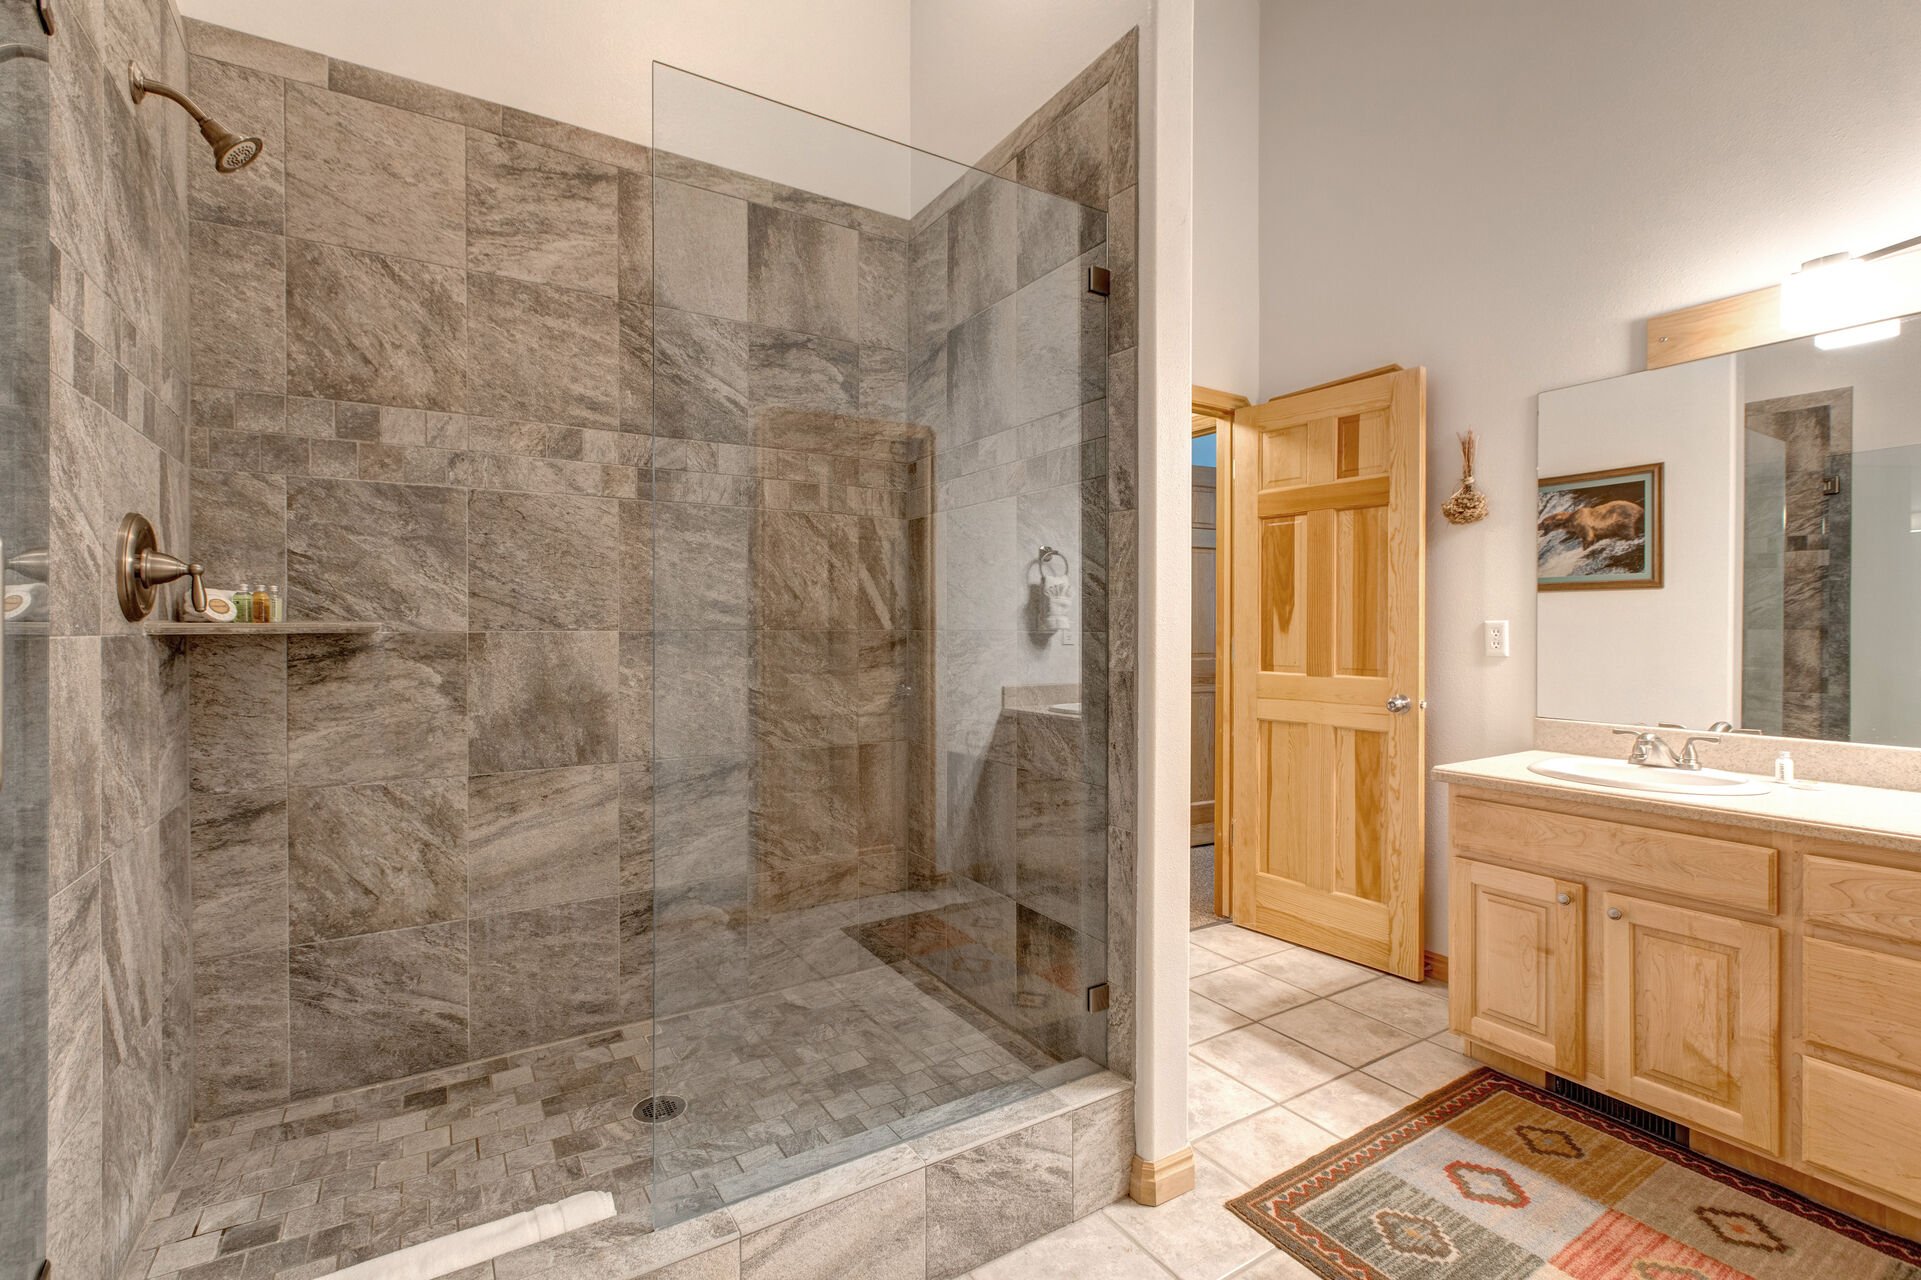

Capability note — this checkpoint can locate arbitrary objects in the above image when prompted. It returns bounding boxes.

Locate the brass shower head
[128,60,264,173]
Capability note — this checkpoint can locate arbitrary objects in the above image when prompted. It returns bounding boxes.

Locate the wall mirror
[1536,311,1921,748]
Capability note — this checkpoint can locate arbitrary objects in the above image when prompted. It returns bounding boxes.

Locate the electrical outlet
[1484,619,1511,658]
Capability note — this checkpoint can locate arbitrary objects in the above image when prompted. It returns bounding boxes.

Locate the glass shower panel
[1741,428,1788,734]
[0,3,52,1275]
[647,66,1110,1225]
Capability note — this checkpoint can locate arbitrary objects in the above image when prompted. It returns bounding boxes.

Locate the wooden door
[1227,367,1427,977]
[1450,859,1583,1074]
[1602,893,1781,1153]
[1192,458,1218,845]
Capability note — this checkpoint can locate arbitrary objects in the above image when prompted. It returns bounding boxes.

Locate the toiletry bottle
[252,585,270,624]
[1774,751,1794,784]
[237,584,250,623]
[269,585,284,623]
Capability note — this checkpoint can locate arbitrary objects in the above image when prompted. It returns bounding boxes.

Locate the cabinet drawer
[1805,856,1921,945]
[1802,1057,1921,1208]
[1803,938,1921,1074]
[1452,796,1777,914]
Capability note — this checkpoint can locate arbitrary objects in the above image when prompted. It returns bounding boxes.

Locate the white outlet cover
[1484,620,1511,657]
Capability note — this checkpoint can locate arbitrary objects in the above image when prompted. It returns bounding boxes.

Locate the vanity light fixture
[1813,317,1902,350]
[1782,233,1921,336]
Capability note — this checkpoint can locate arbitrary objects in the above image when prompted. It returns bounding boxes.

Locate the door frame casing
[1192,385,1248,918]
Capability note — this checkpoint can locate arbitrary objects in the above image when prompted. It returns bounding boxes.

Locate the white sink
[1528,755,1772,797]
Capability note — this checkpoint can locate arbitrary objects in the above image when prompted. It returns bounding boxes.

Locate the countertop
[1436,750,1921,856]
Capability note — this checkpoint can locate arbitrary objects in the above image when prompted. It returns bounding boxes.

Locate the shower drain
[633,1094,686,1123]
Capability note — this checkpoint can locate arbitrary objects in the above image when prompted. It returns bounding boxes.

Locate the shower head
[128,61,265,173]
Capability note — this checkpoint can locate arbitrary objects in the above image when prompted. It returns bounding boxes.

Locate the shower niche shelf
[142,620,384,637]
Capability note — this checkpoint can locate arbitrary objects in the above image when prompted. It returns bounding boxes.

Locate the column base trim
[1129,1148,1196,1205]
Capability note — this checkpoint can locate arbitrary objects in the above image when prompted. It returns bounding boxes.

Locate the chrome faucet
[1613,729,1721,771]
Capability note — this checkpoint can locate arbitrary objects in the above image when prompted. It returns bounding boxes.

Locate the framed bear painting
[1537,463,1663,590]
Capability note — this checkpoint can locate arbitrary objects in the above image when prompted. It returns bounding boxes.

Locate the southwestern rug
[1227,1068,1921,1280]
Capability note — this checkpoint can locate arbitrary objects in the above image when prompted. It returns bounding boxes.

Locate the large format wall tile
[655,754,751,895]
[654,629,750,760]
[468,630,617,774]
[286,238,467,410]
[749,204,858,342]
[467,131,619,296]
[739,1171,926,1280]
[467,764,619,915]
[925,1115,1074,1278]
[654,179,748,320]
[1015,249,1106,425]
[289,922,470,1096]
[468,899,620,1056]
[193,947,290,1117]
[466,272,618,428]
[190,788,288,958]
[286,632,468,785]
[190,220,285,392]
[653,308,750,443]
[187,634,287,794]
[191,466,286,589]
[1016,84,1111,212]
[284,82,466,267]
[653,501,750,629]
[468,490,618,630]
[946,178,1017,326]
[288,778,467,943]
[286,476,467,628]
[187,55,286,234]
[749,329,859,415]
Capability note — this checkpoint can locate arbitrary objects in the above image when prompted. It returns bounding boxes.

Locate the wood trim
[1129,1148,1197,1205]
[1645,285,1797,369]
[1264,363,1404,403]
[1465,1041,1549,1088]
[1194,388,1246,920]
[1423,950,1449,982]
[1191,385,1250,420]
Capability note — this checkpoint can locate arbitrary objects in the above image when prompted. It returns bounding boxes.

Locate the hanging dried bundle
[1442,430,1489,525]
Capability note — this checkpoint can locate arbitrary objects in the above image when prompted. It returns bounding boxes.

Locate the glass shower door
[0,2,53,1275]
[644,66,1112,1225]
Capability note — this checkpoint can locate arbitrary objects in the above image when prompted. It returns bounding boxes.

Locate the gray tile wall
[905,31,1139,1071]
[44,1,199,1277]
[180,22,934,1113]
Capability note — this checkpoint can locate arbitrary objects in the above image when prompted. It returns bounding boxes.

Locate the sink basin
[1527,756,1772,797]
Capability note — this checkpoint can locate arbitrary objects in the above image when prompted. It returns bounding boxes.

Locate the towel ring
[1038,545,1070,577]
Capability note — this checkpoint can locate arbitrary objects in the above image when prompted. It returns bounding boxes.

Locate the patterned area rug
[1227,1068,1921,1280]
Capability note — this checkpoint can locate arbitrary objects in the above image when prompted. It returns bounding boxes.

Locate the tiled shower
[8,3,1139,1277]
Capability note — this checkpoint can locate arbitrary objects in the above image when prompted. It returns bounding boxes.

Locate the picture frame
[1537,462,1664,590]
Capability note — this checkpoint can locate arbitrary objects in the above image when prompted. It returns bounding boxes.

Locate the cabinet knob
[1606,907,1624,920]
[1556,892,1572,906]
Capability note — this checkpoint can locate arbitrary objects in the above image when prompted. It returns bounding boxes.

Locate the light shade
[1813,317,1902,350]
[1782,250,1921,334]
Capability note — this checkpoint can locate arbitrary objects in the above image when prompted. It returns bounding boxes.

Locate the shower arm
[128,62,212,125]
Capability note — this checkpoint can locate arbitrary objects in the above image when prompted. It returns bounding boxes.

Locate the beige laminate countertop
[1435,750,1921,856]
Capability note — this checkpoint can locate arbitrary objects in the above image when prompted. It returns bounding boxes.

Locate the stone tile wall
[181,22,930,1115]
[42,0,199,1277]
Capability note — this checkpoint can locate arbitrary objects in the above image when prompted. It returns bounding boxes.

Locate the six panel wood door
[1602,893,1781,1154]
[1192,461,1217,846]
[1450,859,1584,1074]
[1228,368,1426,976]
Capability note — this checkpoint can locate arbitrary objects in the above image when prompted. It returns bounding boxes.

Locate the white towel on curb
[321,1191,616,1280]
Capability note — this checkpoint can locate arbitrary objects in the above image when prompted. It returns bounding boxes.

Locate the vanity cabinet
[1449,859,1584,1075]
[1600,893,1780,1153]
[1447,780,1921,1236]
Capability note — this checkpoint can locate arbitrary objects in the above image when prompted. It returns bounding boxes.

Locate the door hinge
[1085,266,1112,297]
[1085,983,1111,1013]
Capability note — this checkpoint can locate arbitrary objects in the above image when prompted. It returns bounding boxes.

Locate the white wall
[908,0,1148,163]
[1257,0,1921,952]
[1537,358,1740,728]
[1191,0,1261,396]
[179,0,912,205]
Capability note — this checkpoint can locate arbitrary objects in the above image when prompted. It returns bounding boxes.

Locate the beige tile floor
[962,922,1474,1279]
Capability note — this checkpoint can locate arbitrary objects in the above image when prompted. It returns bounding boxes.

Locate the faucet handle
[1679,735,1721,769]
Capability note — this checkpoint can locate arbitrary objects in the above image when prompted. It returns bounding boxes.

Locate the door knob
[1387,694,1413,714]
[1556,892,1572,906]
[1607,907,1624,920]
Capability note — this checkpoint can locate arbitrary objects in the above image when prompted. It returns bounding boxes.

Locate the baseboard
[1423,950,1449,982]
[1129,1148,1196,1206]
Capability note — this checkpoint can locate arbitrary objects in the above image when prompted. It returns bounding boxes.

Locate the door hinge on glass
[1085,983,1111,1013]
